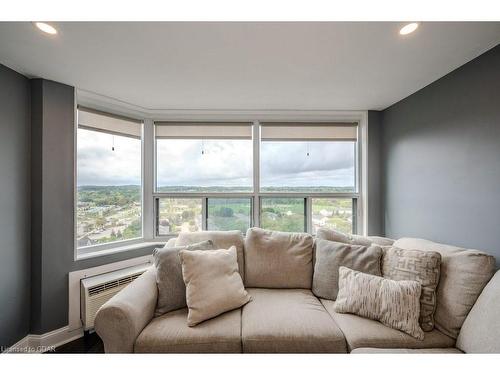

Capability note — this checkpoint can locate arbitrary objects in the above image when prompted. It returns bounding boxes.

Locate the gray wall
[30,78,156,333]
[0,65,31,348]
[367,110,383,236]
[382,44,500,262]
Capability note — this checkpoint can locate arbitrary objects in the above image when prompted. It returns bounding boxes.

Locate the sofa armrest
[94,266,158,353]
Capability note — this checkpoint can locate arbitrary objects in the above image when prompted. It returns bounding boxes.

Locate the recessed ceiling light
[33,22,58,35]
[399,22,419,35]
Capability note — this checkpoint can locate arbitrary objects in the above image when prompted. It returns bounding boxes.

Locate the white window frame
[74,106,146,260]
[75,91,368,259]
[151,118,366,239]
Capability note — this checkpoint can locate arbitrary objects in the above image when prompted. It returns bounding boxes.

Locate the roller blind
[78,107,143,139]
[155,122,252,139]
[260,122,357,141]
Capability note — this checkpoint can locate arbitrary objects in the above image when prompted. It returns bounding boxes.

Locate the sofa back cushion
[316,228,395,247]
[312,239,383,300]
[393,237,496,338]
[244,227,314,288]
[176,230,245,279]
[456,270,500,353]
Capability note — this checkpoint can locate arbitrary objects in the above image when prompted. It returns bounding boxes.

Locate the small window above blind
[154,122,252,139]
[78,107,143,139]
[260,122,357,141]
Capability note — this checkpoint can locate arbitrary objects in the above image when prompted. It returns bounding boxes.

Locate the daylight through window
[76,108,143,250]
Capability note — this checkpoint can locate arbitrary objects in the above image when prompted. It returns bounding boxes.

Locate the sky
[77,129,355,188]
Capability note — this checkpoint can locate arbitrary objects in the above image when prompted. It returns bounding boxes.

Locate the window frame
[74,106,146,259]
[74,103,368,259]
[152,121,362,238]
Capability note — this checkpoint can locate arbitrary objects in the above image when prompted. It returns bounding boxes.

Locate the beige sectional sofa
[94,230,499,354]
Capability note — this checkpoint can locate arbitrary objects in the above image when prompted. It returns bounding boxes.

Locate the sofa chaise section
[321,299,455,352]
[242,288,347,353]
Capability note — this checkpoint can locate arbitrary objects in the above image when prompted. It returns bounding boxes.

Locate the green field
[78,186,354,246]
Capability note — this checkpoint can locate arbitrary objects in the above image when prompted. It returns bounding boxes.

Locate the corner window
[76,108,143,251]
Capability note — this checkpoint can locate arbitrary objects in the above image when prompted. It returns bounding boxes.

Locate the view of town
[77,186,353,247]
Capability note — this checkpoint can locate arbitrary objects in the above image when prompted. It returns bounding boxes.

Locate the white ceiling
[0,22,499,111]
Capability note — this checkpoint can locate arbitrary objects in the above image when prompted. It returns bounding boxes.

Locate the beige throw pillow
[312,239,383,300]
[244,227,314,288]
[382,246,441,331]
[335,267,424,340]
[180,246,251,326]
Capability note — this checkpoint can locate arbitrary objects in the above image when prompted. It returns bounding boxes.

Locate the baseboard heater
[80,264,151,331]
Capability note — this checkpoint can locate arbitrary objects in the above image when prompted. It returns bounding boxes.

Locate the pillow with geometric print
[382,246,441,332]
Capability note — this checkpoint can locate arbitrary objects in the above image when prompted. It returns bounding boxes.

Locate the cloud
[77,131,355,188]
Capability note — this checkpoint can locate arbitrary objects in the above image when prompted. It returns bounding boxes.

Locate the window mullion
[202,197,208,231]
[252,121,260,228]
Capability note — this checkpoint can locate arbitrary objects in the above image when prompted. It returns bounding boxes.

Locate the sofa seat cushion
[242,288,346,353]
[351,348,462,354]
[321,299,455,351]
[134,307,242,353]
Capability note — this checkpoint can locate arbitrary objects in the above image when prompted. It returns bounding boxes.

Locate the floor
[48,332,104,353]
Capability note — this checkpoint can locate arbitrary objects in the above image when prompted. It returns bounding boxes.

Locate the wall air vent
[80,264,150,331]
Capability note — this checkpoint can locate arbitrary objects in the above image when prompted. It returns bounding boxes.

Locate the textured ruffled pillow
[180,246,251,326]
[335,266,424,340]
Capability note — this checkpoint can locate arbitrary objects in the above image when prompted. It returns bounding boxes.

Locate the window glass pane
[158,198,202,235]
[77,127,142,247]
[156,139,253,192]
[260,198,305,232]
[312,198,353,235]
[260,141,356,193]
[207,198,252,233]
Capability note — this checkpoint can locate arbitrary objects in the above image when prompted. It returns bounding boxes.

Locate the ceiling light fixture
[33,22,58,35]
[399,22,419,35]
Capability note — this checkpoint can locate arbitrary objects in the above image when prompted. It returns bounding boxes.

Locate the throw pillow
[180,246,251,326]
[153,240,215,316]
[393,237,495,338]
[382,246,441,331]
[244,227,314,288]
[312,239,383,300]
[335,266,424,340]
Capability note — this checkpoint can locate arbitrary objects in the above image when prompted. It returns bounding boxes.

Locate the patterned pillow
[382,246,441,331]
[335,267,424,340]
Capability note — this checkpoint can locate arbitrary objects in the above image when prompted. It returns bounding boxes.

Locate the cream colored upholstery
[94,267,158,353]
[393,238,495,338]
[242,288,347,353]
[321,299,455,351]
[351,348,462,354]
[134,308,242,353]
[456,270,500,353]
[176,230,246,279]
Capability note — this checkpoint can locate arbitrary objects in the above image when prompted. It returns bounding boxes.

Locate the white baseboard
[3,326,84,354]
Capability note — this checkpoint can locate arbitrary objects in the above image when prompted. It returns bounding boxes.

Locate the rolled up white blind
[155,122,252,139]
[78,107,142,139]
[261,122,357,141]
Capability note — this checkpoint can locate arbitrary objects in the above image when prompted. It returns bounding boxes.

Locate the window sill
[76,240,166,261]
